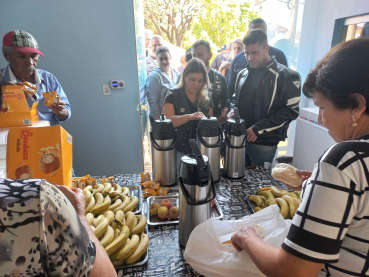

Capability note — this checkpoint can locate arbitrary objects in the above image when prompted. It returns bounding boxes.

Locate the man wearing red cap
[0,30,71,125]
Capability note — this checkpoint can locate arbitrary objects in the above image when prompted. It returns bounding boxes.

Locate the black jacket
[208,68,230,118]
[166,87,212,154]
[234,59,301,145]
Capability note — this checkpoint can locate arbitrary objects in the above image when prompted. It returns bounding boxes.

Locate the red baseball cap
[3,30,45,57]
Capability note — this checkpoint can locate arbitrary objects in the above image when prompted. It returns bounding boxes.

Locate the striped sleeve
[282,160,360,263]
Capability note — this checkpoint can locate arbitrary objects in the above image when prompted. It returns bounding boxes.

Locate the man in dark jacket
[228,29,300,167]
[227,18,288,98]
[192,40,230,124]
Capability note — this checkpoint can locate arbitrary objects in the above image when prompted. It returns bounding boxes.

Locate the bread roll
[271,163,303,187]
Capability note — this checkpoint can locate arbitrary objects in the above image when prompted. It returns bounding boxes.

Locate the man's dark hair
[191,40,211,54]
[156,46,171,57]
[185,48,192,62]
[303,38,369,114]
[249,18,267,27]
[243,29,268,46]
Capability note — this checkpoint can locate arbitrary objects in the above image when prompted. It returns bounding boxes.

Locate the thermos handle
[234,108,240,124]
[189,139,209,187]
[224,130,246,149]
[196,128,222,148]
[178,174,216,206]
[150,131,177,151]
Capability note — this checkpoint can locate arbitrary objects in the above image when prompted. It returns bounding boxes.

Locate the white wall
[297,0,369,108]
[0,0,145,176]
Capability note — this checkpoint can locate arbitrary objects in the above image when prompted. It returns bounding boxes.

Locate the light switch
[102,84,110,96]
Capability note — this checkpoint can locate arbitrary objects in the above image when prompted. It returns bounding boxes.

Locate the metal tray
[114,225,148,269]
[146,194,224,225]
[123,185,142,215]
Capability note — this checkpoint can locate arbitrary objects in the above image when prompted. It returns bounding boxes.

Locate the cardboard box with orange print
[0,85,39,128]
[6,125,73,188]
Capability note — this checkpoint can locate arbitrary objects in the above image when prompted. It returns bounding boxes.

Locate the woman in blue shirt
[146,46,181,126]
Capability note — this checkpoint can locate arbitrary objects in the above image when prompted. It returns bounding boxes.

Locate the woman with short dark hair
[231,38,369,277]
[146,46,180,126]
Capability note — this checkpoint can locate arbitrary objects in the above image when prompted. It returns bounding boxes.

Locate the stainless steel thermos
[178,139,216,247]
[150,114,177,187]
[224,108,246,179]
[196,115,222,182]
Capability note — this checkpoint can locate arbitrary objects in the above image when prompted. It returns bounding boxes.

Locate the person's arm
[146,74,162,119]
[217,76,230,124]
[251,73,301,138]
[49,74,71,121]
[163,103,204,127]
[231,226,323,277]
[56,185,117,277]
[208,107,213,117]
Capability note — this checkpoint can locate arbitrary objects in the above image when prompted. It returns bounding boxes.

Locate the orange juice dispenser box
[0,85,39,127]
[6,125,73,188]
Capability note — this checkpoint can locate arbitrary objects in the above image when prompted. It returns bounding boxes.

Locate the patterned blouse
[0,178,96,277]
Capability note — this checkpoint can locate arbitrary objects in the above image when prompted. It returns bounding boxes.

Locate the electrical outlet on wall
[102,84,111,96]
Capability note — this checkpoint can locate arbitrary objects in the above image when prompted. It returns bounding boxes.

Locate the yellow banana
[122,187,129,196]
[93,217,109,238]
[94,183,104,189]
[102,182,112,196]
[261,190,275,199]
[94,192,104,206]
[115,233,140,261]
[125,233,149,264]
[270,186,288,198]
[288,192,299,199]
[265,198,277,207]
[254,207,263,212]
[83,185,93,192]
[112,210,125,230]
[85,194,95,213]
[90,226,95,231]
[248,195,264,207]
[100,225,114,248]
[115,184,122,195]
[133,216,138,229]
[105,225,130,256]
[93,215,105,227]
[103,210,115,225]
[83,190,92,207]
[91,195,111,215]
[294,191,302,199]
[108,199,123,212]
[113,228,121,241]
[282,195,298,218]
[125,211,136,231]
[294,198,301,206]
[123,196,139,213]
[275,198,289,219]
[110,238,130,263]
[113,195,130,213]
[131,215,147,235]
[86,213,94,225]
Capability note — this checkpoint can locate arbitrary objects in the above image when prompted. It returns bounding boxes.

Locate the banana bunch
[83,183,148,266]
[83,182,137,215]
[248,186,301,219]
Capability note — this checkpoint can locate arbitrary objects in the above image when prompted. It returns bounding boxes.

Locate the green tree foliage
[144,0,205,47]
[190,0,260,50]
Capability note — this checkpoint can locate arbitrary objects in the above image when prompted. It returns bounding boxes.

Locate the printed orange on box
[0,85,39,128]
[6,125,73,188]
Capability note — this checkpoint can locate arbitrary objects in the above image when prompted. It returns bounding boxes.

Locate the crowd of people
[145,18,298,167]
[1,16,369,276]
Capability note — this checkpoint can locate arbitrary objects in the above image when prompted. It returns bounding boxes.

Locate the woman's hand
[227,110,234,119]
[231,226,261,252]
[56,185,86,217]
[189,111,205,120]
[282,170,312,191]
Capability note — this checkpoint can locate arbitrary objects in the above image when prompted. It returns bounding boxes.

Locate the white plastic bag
[183,205,292,277]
